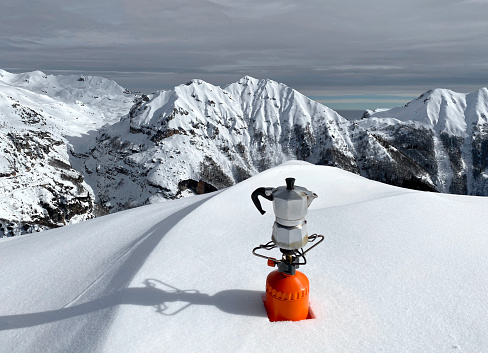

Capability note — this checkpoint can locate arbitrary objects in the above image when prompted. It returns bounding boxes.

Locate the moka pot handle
[251,187,274,215]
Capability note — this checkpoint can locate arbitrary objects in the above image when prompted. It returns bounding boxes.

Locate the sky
[1,0,487,110]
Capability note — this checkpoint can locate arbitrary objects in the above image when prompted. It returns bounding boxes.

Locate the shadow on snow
[0,279,266,331]
[0,194,266,332]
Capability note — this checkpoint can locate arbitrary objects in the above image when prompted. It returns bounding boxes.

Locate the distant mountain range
[1,69,487,236]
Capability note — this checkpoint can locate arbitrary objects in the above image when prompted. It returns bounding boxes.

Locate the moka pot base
[271,220,309,250]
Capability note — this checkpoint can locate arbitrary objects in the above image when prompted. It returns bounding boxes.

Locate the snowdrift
[1,162,488,352]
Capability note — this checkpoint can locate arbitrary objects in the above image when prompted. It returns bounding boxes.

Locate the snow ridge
[2,163,488,352]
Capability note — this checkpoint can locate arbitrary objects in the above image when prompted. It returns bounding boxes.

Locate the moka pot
[251,178,317,250]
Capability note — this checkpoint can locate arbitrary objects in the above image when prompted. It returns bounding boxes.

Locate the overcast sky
[1,0,487,109]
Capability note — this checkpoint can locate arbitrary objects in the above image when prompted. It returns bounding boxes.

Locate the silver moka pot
[251,178,317,250]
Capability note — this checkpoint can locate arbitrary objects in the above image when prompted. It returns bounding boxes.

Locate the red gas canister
[264,270,309,322]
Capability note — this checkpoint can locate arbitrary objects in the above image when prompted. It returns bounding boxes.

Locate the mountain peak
[416,87,459,103]
[184,79,206,86]
[237,76,261,85]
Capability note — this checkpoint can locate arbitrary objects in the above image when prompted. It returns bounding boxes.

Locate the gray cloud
[1,0,487,100]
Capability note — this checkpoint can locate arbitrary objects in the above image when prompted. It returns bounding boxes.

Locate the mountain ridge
[1,69,488,236]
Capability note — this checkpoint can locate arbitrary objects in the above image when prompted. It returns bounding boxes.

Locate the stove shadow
[134,279,266,317]
[0,279,266,331]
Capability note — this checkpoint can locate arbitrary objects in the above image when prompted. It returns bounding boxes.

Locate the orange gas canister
[264,270,309,322]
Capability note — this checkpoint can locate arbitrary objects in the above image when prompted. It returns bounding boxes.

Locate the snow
[1,161,488,352]
[3,68,486,233]
[0,70,137,233]
[364,88,485,137]
[87,74,361,212]
[0,155,11,175]
[358,87,488,194]
[0,69,134,140]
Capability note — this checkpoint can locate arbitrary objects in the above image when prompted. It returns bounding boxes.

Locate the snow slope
[1,161,488,352]
[0,69,134,133]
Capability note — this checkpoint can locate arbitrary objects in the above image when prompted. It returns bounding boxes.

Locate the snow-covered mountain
[360,88,488,194]
[0,70,136,235]
[81,76,433,214]
[1,162,488,352]
[1,69,488,236]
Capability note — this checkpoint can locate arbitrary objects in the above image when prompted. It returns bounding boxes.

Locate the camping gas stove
[251,178,324,321]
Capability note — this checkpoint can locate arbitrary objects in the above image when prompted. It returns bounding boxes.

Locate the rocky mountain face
[360,88,488,195]
[0,70,135,236]
[1,69,487,236]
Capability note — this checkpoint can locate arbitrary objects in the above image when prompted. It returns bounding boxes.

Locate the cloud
[1,0,487,98]
[206,0,298,18]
